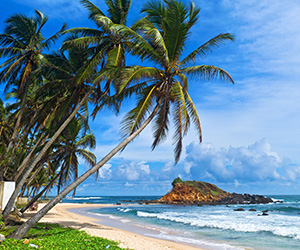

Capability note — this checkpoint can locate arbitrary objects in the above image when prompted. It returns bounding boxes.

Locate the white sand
[23,203,203,250]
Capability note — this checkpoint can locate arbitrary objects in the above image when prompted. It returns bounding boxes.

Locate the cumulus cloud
[183,138,300,184]
[283,165,300,182]
[96,139,300,188]
[75,139,300,195]
[97,161,151,182]
[97,164,112,179]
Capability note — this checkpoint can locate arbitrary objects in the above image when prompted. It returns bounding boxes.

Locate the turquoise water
[63,195,300,249]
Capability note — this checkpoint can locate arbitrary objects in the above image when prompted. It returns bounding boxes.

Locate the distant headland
[155,178,273,205]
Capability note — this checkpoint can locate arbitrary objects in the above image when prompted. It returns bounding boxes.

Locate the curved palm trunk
[6,80,31,154]
[7,102,160,239]
[2,83,96,219]
[12,135,47,182]
[20,173,60,213]
[0,83,31,181]
[5,112,39,177]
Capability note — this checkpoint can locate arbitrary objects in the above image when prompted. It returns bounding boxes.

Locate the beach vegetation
[0,222,126,249]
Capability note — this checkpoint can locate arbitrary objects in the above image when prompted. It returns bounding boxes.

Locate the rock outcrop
[158,178,272,205]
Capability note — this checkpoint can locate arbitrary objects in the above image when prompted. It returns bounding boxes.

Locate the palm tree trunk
[12,135,47,182]
[20,165,43,193]
[5,112,39,177]
[6,80,31,154]
[2,81,97,219]
[20,172,60,213]
[7,101,160,239]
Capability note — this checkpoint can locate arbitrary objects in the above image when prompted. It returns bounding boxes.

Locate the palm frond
[77,149,96,166]
[180,33,235,66]
[181,65,234,84]
[178,73,189,91]
[75,45,109,84]
[41,23,67,50]
[121,84,157,136]
[62,27,104,38]
[116,25,162,65]
[0,54,26,81]
[141,0,165,31]
[76,132,96,149]
[151,95,170,150]
[61,36,104,50]
[80,0,105,21]
[106,44,123,67]
[172,101,183,164]
[163,0,191,61]
[183,88,202,143]
[35,10,49,34]
[171,80,189,135]
[117,66,159,93]
[105,0,132,25]
[132,18,169,65]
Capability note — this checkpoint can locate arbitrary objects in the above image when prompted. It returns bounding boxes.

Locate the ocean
[63,195,300,250]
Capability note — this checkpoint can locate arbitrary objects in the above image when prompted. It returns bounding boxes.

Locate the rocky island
[156,177,273,205]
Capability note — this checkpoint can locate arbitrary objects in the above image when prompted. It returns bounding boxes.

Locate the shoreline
[25,203,203,250]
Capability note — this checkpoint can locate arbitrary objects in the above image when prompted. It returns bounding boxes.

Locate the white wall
[0,181,15,211]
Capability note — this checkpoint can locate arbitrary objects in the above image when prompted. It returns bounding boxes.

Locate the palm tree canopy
[62,0,134,119]
[81,0,132,25]
[0,10,66,97]
[51,118,96,194]
[116,0,234,163]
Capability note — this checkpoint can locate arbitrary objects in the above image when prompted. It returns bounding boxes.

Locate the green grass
[210,190,220,196]
[172,178,225,196]
[0,223,127,249]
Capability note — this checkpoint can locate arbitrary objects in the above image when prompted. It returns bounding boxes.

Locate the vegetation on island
[0,0,234,239]
[171,177,223,196]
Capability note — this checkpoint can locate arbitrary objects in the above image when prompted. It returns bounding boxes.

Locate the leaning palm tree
[8,0,234,239]
[2,1,128,218]
[20,119,96,213]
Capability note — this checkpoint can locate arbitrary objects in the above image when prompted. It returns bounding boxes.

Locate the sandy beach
[23,203,203,250]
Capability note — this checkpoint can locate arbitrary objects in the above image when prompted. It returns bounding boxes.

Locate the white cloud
[222,0,300,75]
[183,138,300,184]
[96,138,300,187]
[124,182,135,187]
[77,139,300,195]
[97,163,112,179]
[181,0,300,163]
[284,165,300,182]
[234,179,240,187]
[98,161,151,182]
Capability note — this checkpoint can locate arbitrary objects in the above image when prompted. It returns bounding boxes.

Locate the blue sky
[1,0,300,196]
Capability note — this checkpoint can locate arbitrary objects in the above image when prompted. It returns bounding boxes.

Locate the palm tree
[20,118,96,213]
[0,11,67,211]
[0,10,66,156]
[63,0,132,116]
[0,99,13,176]
[7,0,234,239]
[1,0,128,218]
[52,118,96,197]
[117,0,234,162]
